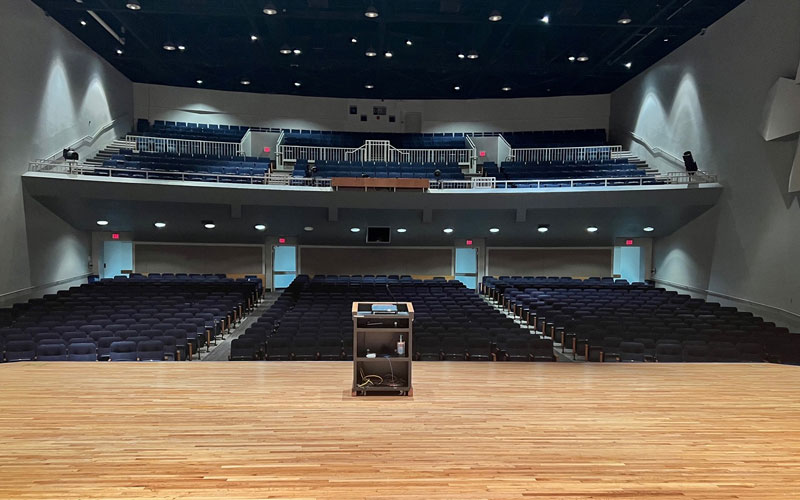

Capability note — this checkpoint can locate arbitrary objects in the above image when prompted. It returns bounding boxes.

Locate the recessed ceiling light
[254,224,267,231]
[364,83,374,89]
[163,41,176,51]
[365,48,377,57]
[294,81,301,87]
[541,14,550,24]
[489,227,500,233]
[79,19,87,26]
[568,55,576,62]
[364,5,379,18]
[250,34,258,42]
[624,61,632,69]
[125,0,141,10]
[96,220,109,226]
[115,48,123,55]
[663,37,670,42]
[384,50,393,58]
[177,44,186,51]
[586,226,598,233]
[454,85,461,90]
[537,225,549,233]
[196,79,203,84]
[350,227,361,233]
[241,79,251,85]
[304,226,314,232]
[467,50,479,59]
[488,10,502,22]
[617,10,632,24]
[457,53,465,59]
[643,226,655,232]
[292,48,301,55]
[443,228,454,234]
[501,86,511,91]
[405,39,413,46]
[154,222,166,228]
[577,53,589,62]
[351,37,358,43]
[396,228,407,233]
[203,221,216,229]
[279,45,291,55]
[262,3,277,15]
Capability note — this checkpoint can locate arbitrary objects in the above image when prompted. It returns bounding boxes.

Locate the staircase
[84,138,136,167]
[617,150,664,179]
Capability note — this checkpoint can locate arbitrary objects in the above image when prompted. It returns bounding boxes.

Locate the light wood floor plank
[0,362,798,499]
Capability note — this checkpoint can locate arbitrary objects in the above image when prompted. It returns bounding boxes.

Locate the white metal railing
[279,145,355,163]
[275,130,286,169]
[464,135,478,173]
[278,143,473,165]
[431,176,672,190]
[125,135,242,156]
[400,148,472,164]
[508,145,623,163]
[665,171,718,184]
[27,160,332,188]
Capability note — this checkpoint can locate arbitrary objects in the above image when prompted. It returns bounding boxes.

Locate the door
[454,247,478,289]
[273,245,297,289]
[613,246,644,283]
[103,241,133,278]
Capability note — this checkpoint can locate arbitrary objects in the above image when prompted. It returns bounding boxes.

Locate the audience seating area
[483,159,663,186]
[230,275,554,362]
[0,274,262,362]
[136,119,248,142]
[282,131,468,149]
[98,150,270,181]
[482,276,800,364]
[502,129,607,148]
[292,159,465,180]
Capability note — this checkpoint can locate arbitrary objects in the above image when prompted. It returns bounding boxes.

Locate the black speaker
[63,148,79,161]
[683,151,698,172]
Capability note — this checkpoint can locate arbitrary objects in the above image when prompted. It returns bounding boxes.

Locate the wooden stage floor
[0,362,798,499]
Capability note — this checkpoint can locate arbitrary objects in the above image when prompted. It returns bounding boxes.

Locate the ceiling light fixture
[365,47,377,57]
[115,48,124,55]
[196,79,203,84]
[467,50,479,59]
[541,14,550,24]
[125,0,141,10]
[643,226,655,232]
[163,41,177,51]
[586,226,598,233]
[303,226,314,232]
[351,37,358,43]
[177,44,186,51]
[488,10,502,22]
[254,224,267,231]
[568,55,576,62]
[154,222,166,228]
[405,39,413,46]
[384,50,393,58]
[350,227,361,233]
[364,5,379,18]
[79,19,87,26]
[443,228,454,234]
[537,224,549,233]
[617,10,632,24]
[501,86,511,91]
[364,83,374,89]
[262,3,277,15]
[294,81,301,87]
[396,228,407,233]
[240,79,251,85]
[454,85,461,90]
[624,61,632,69]
[279,44,291,54]
[577,53,589,62]
[457,53,465,59]
[203,222,216,229]
[96,220,109,226]
[292,48,301,55]
[489,227,500,233]
[250,34,258,42]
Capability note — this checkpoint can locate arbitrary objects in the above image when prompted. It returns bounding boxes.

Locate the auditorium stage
[0,362,798,499]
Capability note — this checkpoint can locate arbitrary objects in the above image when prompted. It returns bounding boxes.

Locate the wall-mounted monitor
[366,227,391,244]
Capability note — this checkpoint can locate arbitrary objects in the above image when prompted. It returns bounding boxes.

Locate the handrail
[627,131,686,169]
[125,134,242,156]
[43,114,130,162]
[278,143,474,165]
[429,172,717,190]
[508,145,623,163]
[275,129,286,169]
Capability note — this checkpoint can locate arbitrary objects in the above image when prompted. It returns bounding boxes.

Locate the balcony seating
[95,150,270,182]
[281,130,468,149]
[292,159,464,180]
[502,129,607,148]
[481,159,664,186]
[137,119,248,142]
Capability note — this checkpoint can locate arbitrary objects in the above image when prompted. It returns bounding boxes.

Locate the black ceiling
[32,0,744,100]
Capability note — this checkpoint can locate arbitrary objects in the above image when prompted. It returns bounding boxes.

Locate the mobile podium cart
[351,302,413,397]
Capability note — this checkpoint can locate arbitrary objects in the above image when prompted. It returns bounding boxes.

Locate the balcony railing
[508,145,624,163]
[125,135,242,157]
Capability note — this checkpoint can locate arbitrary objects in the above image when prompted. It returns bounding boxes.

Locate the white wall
[610,0,800,329]
[134,83,610,134]
[0,0,133,300]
